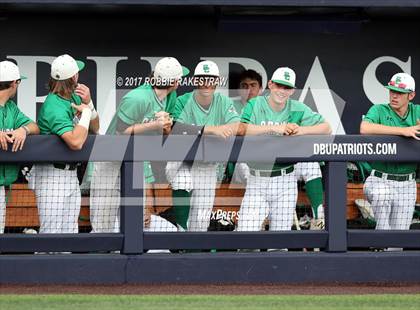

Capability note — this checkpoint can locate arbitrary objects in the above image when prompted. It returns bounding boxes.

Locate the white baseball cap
[51,54,85,81]
[385,72,415,93]
[194,60,220,77]
[271,67,296,88]
[153,57,189,82]
[0,60,26,82]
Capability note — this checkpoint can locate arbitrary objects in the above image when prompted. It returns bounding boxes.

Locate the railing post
[325,161,347,252]
[120,161,144,254]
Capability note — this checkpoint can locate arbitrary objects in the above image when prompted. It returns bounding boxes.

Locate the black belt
[250,166,294,177]
[53,163,78,171]
[373,170,416,182]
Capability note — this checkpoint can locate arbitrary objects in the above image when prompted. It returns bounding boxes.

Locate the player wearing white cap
[361,72,420,241]
[0,60,39,233]
[166,60,240,231]
[34,54,99,234]
[237,67,331,233]
[90,57,189,233]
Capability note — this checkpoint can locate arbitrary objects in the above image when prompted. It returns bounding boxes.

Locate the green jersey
[106,84,176,135]
[363,102,420,174]
[0,100,32,186]
[175,91,240,126]
[38,92,82,136]
[106,84,177,183]
[241,95,325,171]
[232,99,247,116]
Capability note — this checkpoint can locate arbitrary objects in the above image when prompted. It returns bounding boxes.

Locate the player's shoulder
[122,84,153,103]
[368,103,391,113]
[410,102,420,113]
[288,98,310,110]
[176,91,193,102]
[5,99,18,109]
[214,92,234,105]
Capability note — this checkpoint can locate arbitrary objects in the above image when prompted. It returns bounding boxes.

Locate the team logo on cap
[203,64,210,74]
[284,72,290,81]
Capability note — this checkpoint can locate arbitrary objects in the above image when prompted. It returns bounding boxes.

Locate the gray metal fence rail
[0,134,419,254]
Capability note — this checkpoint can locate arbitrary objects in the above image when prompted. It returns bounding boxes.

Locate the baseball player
[89,57,188,233]
[236,67,331,233]
[34,54,99,234]
[232,70,325,229]
[0,60,39,233]
[223,69,264,184]
[166,60,240,232]
[361,73,420,240]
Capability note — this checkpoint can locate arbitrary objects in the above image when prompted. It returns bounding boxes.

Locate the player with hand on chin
[0,60,39,233]
[34,54,99,234]
[361,73,420,248]
[236,67,331,237]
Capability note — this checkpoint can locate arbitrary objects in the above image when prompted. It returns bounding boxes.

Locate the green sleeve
[223,97,241,124]
[117,93,146,126]
[144,162,155,184]
[49,108,74,136]
[165,91,178,118]
[363,105,380,124]
[11,102,32,128]
[176,96,191,124]
[298,104,325,126]
[172,95,188,122]
[240,99,256,124]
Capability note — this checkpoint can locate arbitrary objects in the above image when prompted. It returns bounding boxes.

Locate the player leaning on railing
[31,54,99,234]
[360,72,420,248]
[0,61,39,233]
[236,67,331,241]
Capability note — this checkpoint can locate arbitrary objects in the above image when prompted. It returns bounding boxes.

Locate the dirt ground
[0,283,420,295]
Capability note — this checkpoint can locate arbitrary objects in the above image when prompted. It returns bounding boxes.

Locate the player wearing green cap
[0,60,39,233]
[90,57,189,233]
[361,72,420,243]
[33,54,99,234]
[236,67,331,235]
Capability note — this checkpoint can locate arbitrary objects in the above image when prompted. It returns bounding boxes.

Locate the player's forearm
[89,117,100,134]
[360,121,403,136]
[237,123,273,136]
[123,122,159,135]
[26,122,40,135]
[61,126,88,150]
[300,122,332,135]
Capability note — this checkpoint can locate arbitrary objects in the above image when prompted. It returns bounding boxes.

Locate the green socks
[172,189,191,230]
[305,177,324,219]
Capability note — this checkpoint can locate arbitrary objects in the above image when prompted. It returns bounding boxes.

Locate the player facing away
[0,61,39,233]
[89,57,188,233]
[360,73,420,240]
[34,54,99,234]
[236,67,331,233]
[166,60,241,231]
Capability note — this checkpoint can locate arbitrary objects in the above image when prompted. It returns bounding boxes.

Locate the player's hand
[284,123,300,135]
[214,125,234,139]
[269,124,287,136]
[8,127,27,152]
[71,103,90,115]
[401,124,420,140]
[144,207,152,228]
[154,111,170,121]
[75,83,92,104]
[0,131,14,151]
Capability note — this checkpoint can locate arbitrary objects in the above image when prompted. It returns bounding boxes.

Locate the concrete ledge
[1,252,420,284]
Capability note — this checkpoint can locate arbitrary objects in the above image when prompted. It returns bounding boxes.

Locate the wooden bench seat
[5,183,420,228]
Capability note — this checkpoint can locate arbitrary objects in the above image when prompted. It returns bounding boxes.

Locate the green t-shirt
[241,95,325,171]
[38,92,82,136]
[0,100,32,186]
[175,91,240,126]
[232,99,247,116]
[363,102,420,174]
[106,84,177,183]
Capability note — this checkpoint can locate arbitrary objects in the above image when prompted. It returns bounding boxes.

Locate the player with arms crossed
[90,57,188,233]
[360,73,420,245]
[237,67,331,234]
[34,54,99,234]
[166,60,240,231]
[0,61,39,233]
